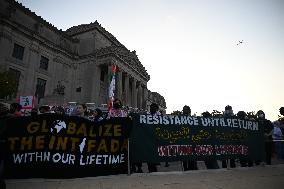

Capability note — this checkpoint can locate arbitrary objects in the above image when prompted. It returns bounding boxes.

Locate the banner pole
[127,138,130,175]
[226,159,230,170]
[181,161,184,171]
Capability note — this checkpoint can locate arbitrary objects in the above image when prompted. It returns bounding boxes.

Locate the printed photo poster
[2,114,132,178]
[19,96,35,109]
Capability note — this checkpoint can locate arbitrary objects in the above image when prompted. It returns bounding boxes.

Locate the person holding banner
[146,103,161,172]
[75,104,88,118]
[201,111,220,169]
[222,105,236,168]
[54,106,65,116]
[93,108,104,122]
[257,110,273,165]
[182,105,198,171]
[30,108,38,116]
[237,111,253,167]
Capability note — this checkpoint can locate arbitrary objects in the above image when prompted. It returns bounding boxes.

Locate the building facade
[0,0,166,111]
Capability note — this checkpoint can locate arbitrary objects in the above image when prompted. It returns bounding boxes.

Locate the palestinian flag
[108,64,117,110]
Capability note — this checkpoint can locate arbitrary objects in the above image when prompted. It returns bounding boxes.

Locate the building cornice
[7,0,77,42]
[94,46,150,81]
[0,18,77,60]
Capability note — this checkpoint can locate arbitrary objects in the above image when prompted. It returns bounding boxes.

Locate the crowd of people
[0,100,284,187]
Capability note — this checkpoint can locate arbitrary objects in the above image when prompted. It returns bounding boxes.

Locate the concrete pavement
[6,164,284,189]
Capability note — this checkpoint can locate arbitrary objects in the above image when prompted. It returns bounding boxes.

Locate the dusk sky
[17,0,284,120]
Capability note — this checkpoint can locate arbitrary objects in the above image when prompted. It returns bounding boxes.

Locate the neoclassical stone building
[0,0,166,111]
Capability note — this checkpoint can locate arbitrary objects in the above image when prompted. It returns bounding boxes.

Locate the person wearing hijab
[107,99,127,118]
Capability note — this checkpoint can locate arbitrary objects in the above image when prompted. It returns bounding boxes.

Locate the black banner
[2,114,131,178]
[130,114,265,163]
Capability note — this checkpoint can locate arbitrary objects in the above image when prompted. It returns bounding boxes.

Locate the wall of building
[0,0,166,111]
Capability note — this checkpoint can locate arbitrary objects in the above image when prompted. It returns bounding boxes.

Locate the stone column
[26,45,39,95]
[117,70,123,100]
[131,77,137,108]
[91,65,101,104]
[141,85,146,110]
[124,72,129,106]
[137,82,142,109]
[144,88,149,111]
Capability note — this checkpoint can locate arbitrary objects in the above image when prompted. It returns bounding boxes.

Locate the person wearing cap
[257,110,273,165]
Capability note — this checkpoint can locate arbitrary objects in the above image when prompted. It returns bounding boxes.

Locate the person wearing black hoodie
[93,108,104,122]
[182,105,198,171]
[222,105,236,168]
[146,103,160,173]
[257,110,273,165]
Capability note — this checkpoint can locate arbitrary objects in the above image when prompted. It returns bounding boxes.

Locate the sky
[17,0,284,120]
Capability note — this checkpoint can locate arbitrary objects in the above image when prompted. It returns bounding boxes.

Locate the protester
[93,108,104,122]
[257,110,273,165]
[146,103,161,173]
[182,105,198,171]
[279,107,284,134]
[222,105,236,168]
[202,111,219,169]
[39,105,51,114]
[107,99,128,118]
[237,111,253,167]
[9,103,22,117]
[30,108,38,116]
[54,106,65,116]
[75,104,88,118]
[272,121,284,159]
[279,107,284,116]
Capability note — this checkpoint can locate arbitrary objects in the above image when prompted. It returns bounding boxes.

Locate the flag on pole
[108,64,117,110]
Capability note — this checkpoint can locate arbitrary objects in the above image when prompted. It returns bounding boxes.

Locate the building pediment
[65,21,123,47]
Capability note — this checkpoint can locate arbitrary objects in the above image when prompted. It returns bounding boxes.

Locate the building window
[12,43,25,60]
[35,78,47,99]
[40,56,49,70]
[8,68,21,97]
